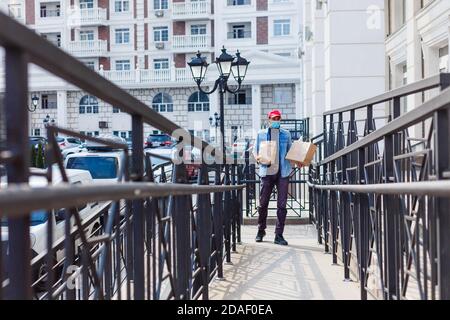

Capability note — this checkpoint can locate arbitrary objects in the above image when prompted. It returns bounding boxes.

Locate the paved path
[209,225,362,300]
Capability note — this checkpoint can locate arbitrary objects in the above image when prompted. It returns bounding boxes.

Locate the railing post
[213,165,224,279]
[322,164,329,253]
[171,159,191,299]
[131,115,145,300]
[329,160,338,264]
[341,154,351,281]
[323,115,328,158]
[4,46,32,300]
[434,107,450,299]
[383,132,400,299]
[357,148,369,300]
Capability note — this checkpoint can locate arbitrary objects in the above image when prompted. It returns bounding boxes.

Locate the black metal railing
[309,74,450,300]
[0,12,244,300]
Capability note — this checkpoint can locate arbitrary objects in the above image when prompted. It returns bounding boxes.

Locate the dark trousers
[258,172,289,235]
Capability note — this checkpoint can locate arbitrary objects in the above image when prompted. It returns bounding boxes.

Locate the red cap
[268,109,282,119]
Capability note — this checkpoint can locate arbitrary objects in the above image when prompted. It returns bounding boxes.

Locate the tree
[36,143,45,168]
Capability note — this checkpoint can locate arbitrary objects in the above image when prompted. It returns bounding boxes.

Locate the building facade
[301,0,386,136]
[0,0,303,144]
[385,0,449,112]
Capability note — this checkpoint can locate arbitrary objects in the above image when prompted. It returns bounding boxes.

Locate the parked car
[65,151,122,183]
[145,134,174,149]
[56,136,82,150]
[61,145,84,160]
[29,136,47,149]
[0,168,109,291]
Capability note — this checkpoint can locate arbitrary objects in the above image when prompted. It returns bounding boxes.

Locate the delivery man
[255,109,292,245]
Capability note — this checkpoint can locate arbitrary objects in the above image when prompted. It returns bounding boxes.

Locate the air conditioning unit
[98,121,108,129]
[155,42,165,50]
[155,10,164,17]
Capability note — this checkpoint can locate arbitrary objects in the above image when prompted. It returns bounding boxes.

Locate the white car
[56,136,83,150]
[0,168,109,290]
[65,151,124,183]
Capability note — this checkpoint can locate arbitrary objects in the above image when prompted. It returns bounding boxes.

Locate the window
[115,60,131,71]
[154,58,169,70]
[274,19,290,36]
[229,24,251,39]
[153,26,169,42]
[115,0,130,12]
[439,46,449,73]
[154,0,168,10]
[152,93,173,113]
[191,24,207,35]
[41,94,57,109]
[112,107,121,113]
[67,156,118,179]
[84,61,96,70]
[227,89,252,105]
[33,129,41,136]
[79,95,99,114]
[40,3,60,18]
[273,87,292,104]
[188,92,209,112]
[115,28,130,44]
[227,0,250,5]
[80,30,94,41]
[80,0,94,9]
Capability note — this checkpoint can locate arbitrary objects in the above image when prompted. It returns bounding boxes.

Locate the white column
[57,90,67,129]
[251,84,261,139]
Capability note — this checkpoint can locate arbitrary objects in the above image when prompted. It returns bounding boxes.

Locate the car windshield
[66,156,118,179]
[150,135,170,142]
[1,210,49,227]
[56,137,64,143]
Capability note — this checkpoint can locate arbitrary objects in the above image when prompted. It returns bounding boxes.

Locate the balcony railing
[67,7,107,26]
[172,0,211,19]
[66,40,107,57]
[172,35,210,51]
[100,68,207,85]
[40,8,61,18]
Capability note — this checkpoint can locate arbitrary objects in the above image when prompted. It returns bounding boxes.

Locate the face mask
[270,121,281,129]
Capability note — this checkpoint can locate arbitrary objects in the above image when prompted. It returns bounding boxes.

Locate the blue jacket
[256,128,292,178]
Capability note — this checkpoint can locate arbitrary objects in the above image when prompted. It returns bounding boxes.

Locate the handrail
[323,73,450,116]
[0,182,245,216]
[0,12,211,153]
[320,86,450,164]
[308,180,450,196]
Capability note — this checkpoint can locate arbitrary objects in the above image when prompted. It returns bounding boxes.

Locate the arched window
[188,91,209,112]
[79,95,99,114]
[152,93,173,112]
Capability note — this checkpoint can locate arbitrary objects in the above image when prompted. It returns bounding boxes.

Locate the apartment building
[385,0,449,112]
[0,0,302,143]
[301,0,386,136]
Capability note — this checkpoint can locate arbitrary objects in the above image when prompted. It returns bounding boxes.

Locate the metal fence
[0,12,244,300]
[309,73,450,300]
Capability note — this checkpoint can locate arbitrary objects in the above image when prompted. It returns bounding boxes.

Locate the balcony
[66,40,107,57]
[172,35,211,52]
[67,7,107,26]
[99,68,208,86]
[172,0,211,20]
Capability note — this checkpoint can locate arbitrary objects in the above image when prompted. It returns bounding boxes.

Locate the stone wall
[261,84,296,126]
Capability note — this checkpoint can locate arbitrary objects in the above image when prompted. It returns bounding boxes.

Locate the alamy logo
[367,5,382,30]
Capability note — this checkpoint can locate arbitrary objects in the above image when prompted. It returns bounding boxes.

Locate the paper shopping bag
[258,141,277,165]
[286,140,317,167]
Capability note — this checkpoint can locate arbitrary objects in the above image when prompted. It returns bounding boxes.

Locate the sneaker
[255,230,266,242]
[274,234,288,246]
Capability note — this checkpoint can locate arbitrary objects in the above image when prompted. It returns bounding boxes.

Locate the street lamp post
[208,112,220,144]
[188,47,250,163]
[43,114,55,128]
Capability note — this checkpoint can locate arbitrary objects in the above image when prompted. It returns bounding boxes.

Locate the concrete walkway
[209,225,362,300]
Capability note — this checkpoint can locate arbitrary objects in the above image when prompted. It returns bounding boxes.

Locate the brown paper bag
[258,141,277,165]
[286,140,317,167]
